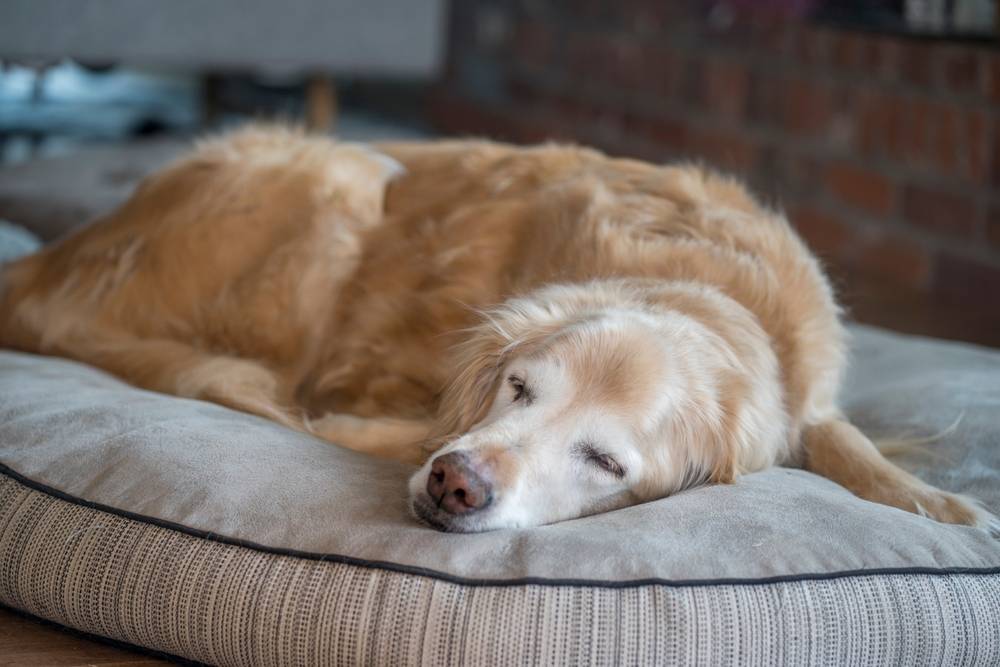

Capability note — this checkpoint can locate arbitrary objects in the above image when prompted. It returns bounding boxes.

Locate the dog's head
[409,281,787,532]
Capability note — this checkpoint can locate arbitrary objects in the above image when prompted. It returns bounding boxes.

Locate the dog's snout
[426,451,493,515]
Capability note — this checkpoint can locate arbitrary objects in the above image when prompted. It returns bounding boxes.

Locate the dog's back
[2,130,843,430]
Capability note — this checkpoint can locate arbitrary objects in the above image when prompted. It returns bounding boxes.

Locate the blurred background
[1,0,998,346]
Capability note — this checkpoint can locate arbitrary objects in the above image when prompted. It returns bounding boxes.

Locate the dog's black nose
[426,451,493,514]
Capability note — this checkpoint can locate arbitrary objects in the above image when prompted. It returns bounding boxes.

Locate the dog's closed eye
[507,374,533,404]
[578,443,625,479]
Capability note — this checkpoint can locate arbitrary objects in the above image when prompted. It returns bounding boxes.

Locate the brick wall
[429,1,1000,336]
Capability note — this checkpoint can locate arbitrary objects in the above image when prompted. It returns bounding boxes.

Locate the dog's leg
[66,336,304,431]
[801,418,991,527]
[311,413,433,465]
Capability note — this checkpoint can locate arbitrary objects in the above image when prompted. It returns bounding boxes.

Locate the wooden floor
[0,607,173,666]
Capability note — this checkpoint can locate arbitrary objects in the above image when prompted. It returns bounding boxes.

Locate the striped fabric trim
[1,471,999,666]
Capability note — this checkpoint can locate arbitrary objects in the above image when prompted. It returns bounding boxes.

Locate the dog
[0,126,988,532]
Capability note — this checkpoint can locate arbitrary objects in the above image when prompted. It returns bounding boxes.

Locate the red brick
[933,252,1000,305]
[855,89,891,156]
[903,97,934,162]
[929,101,961,174]
[512,20,554,67]
[542,92,590,125]
[902,185,979,237]
[782,77,833,136]
[759,153,820,199]
[824,162,895,217]
[785,154,823,196]
[986,55,1000,101]
[618,0,674,34]
[684,127,757,174]
[790,26,830,65]
[874,39,902,80]
[963,109,990,184]
[748,144,782,198]
[552,0,607,23]
[516,89,597,143]
[635,116,687,151]
[855,89,907,159]
[566,32,647,91]
[897,43,935,87]
[517,90,599,142]
[787,205,856,259]
[430,91,576,147]
[988,203,1000,250]
[831,32,857,69]
[857,233,932,289]
[506,79,540,105]
[744,16,793,57]
[564,32,606,78]
[541,94,626,139]
[941,48,981,94]
[607,39,647,89]
[832,32,882,71]
[746,71,783,126]
[812,222,938,291]
[856,35,885,70]
[429,93,518,140]
[897,99,988,182]
[885,96,914,163]
[701,59,750,121]
[644,45,686,99]
[994,130,1000,189]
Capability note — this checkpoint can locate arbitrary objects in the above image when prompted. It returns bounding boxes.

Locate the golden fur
[0,126,987,531]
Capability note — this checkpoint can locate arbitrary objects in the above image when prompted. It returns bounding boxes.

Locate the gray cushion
[0,325,998,665]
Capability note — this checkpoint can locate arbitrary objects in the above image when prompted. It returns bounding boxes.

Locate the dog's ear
[434,326,506,441]
[434,297,571,442]
[668,368,745,488]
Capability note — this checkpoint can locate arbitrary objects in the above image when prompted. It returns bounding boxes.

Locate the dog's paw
[906,486,997,531]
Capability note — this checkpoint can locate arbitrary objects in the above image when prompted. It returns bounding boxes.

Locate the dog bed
[0,324,998,666]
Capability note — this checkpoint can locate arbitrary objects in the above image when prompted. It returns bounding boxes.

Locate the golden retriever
[0,126,988,532]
